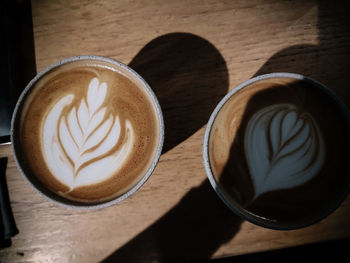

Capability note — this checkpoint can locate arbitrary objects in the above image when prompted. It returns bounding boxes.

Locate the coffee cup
[11,55,164,208]
[203,73,350,229]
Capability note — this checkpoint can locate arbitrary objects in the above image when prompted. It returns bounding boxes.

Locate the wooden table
[1,0,350,262]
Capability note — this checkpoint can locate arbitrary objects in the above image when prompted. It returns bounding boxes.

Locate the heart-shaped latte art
[244,104,325,199]
[42,78,135,191]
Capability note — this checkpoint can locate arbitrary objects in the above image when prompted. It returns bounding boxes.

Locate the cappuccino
[204,74,350,229]
[12,57,163,206]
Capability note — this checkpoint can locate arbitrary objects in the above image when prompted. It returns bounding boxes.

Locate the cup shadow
[129,33,229,153]
[253,1,350,105]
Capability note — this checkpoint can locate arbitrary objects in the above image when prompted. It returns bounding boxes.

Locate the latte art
[245,104,325,198]
[14,58,161,205]
[43,78,135,190]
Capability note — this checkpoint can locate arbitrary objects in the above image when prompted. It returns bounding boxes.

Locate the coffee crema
[18,59,160,203]
[209,77,350,227]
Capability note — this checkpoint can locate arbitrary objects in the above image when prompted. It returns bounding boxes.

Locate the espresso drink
[13,58,161,204]
[208,77,350,228]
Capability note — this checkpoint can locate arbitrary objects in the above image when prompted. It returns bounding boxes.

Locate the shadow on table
[103,1,350,262]
[129,33,229,154]
[253,0,350,106]
[207,238,350,262]
[102,181,242,263]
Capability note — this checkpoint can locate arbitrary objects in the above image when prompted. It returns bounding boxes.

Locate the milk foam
[42,78,135,190]
[244,104,325,198]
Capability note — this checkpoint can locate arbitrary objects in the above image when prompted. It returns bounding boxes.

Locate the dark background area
[0,0,36,144]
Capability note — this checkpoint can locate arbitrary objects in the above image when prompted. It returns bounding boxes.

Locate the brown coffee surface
[209,77,350,227]
[18,59,160,203]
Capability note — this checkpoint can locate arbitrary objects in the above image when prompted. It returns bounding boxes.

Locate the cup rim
[203,72,350,230]
[11,55,164,209]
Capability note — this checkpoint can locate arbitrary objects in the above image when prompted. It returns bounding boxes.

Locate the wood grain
[1,0,350,262]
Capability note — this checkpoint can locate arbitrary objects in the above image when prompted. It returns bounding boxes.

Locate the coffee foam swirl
[244,104,325,198]
[42,78,135,190]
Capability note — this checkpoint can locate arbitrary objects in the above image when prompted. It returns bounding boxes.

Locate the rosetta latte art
[244,104,325,198]
[42,78,135,190]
